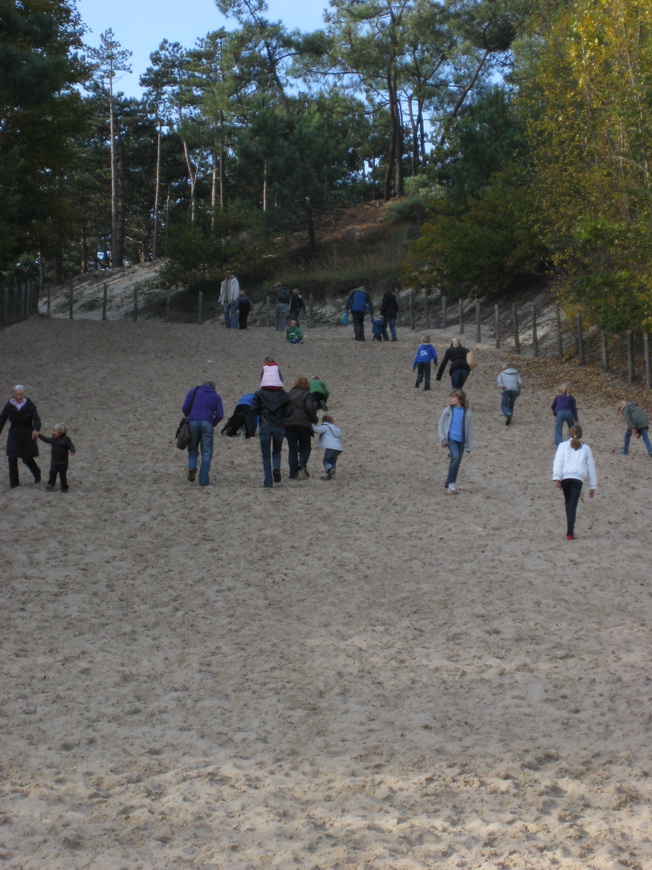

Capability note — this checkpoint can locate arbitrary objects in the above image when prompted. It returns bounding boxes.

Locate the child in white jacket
[312,415,343,479]
[552,424,597,541]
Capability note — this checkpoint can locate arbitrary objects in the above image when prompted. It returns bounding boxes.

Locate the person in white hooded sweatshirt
[552,424,597,541]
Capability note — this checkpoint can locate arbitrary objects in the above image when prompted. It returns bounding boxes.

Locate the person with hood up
[497,363,523,425]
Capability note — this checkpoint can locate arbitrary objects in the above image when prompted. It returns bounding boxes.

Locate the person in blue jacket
[182,381,224,486]
[412,335,438,390]
[221,393,258,438]
[345,286,373,341]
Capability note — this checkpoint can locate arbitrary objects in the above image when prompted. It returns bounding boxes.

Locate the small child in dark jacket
[412,335,438,390]
[38,424,75,491]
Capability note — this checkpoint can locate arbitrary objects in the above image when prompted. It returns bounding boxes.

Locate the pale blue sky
[78,0,329,97]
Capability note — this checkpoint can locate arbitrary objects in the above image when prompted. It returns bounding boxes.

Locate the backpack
[277,287,290,304]
[466,350,477,371]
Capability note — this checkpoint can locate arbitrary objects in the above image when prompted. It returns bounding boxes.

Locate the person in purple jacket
[182,381,224,486]
[552,383,579,447]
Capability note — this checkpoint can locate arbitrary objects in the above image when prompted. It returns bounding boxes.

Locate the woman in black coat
[436,339,471,389]
[0,385,42,488]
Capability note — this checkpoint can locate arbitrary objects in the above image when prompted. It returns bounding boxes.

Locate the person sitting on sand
[286,321,304,344]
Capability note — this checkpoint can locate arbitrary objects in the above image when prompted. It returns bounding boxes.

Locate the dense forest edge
[2,0,652,340]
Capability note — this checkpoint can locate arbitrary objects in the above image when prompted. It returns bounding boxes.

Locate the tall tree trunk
[108,76,122,266]
[152,124,162,259]
[80,222,88,273]
[182,138,197,222]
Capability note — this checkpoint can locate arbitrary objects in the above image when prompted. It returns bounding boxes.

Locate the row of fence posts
[0,280,39,328]
[403,291,651,390]
[38,282,652,390]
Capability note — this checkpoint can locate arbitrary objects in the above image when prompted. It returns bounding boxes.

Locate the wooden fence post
[197,290,203,324]
[424,290,430,329]
[68,280,74,320]
[627,330,634,382]
[601,330,609,373]
[494,304,500,348]
[532,306,538,357]
[409,290,415,330]
[556,306,563,358]
[576,313,585,364]
[47,283,52,317]
[512,304,520,354]
[166,293,171,322]
[134,287,139,321]
[475,301,481,343]
[644,333,651,391]
[309,291,314,327]
[458,298,464,334]
[442,295,448,329]
[102,283,108,320]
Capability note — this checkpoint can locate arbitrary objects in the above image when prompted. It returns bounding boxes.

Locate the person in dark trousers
[0,384,41,488]
[552,424,597,541]
[380,290,399,341]
[310,377,329,411]
[251,366,293,487]
[551,384,579,447]
[221,393,258,438]
[412,335,438,390]
[497,364,523,425]
[285,377,318,480]
[39,424,76,491]
[182,381,224,487]
[345,286,373,341]
[436,339,471,389]
[238,291,251,329]
[289,288,306,325]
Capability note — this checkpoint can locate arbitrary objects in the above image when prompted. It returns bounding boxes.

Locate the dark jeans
[416,362,431,389]
[238,310,249,329]
[385,316,397,340]
[501,390,517,416]
[323,448,341,471]
[351,311,366,340]
[445,440,464,487]
[285,426,312,478]
[451,368,469,389]
[561,478,583,536]
[48,461,69,490]
[259,424,284,486]
[311,392,328,411]
[8,456,40,488]
[222,405,257,438]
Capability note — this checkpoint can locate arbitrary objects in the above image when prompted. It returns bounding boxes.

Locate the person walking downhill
[0,384,41,488]
[182,381,224,487]
[552,424,597,541]
[412,335,438,391]
[436,339,471,389]
[219,269,240,329]
[438,389,473,495]
[616,400,652,457]
[497,363,523,425]
[552,384,579,447]
[38,424,76,492]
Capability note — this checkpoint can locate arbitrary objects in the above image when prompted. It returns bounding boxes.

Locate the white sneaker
[447,483,458,494]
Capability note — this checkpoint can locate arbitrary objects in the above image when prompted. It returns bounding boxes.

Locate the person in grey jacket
[438,389,473,494]
[617,401,652,456]
[497,364,523,425]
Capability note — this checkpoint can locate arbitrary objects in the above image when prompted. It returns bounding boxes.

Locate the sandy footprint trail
[1,318,651,869]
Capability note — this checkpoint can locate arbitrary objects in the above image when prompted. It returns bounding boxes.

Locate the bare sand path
[1,318,650,869]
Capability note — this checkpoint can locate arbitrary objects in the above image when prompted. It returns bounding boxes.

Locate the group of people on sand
[180,361,341,489]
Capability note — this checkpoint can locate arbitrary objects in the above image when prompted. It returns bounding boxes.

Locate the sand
[1,317,651,870]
